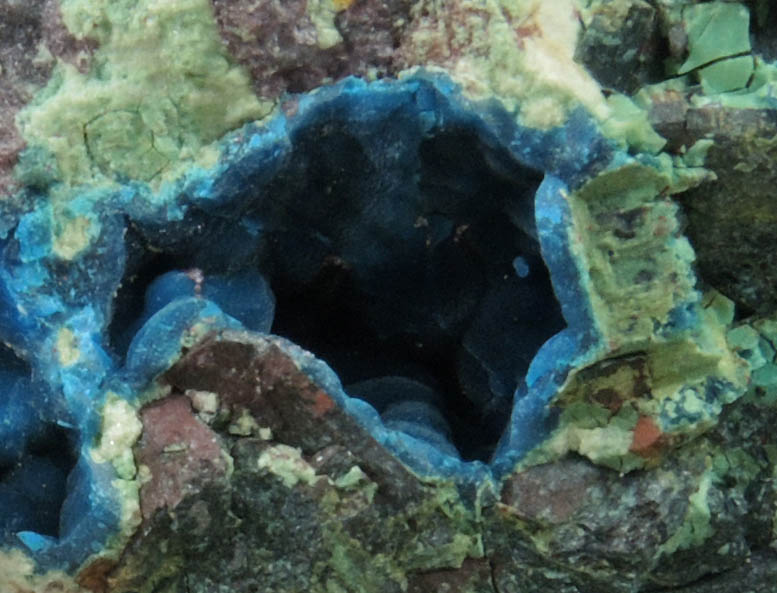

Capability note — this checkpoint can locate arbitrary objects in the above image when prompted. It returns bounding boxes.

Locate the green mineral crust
[1,1,777,592]
[16,0,271,186]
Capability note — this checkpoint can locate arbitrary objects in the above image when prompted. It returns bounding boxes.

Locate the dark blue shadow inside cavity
[109,103,564,461]
[0,344,78,540]
[105,78,569,462]
[0,74,614,569]
[262,118,563,460]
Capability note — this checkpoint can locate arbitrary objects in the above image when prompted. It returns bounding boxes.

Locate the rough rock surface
[1,1,777,592]
[0,0,93,196]
[212,0,413,98]
[653,100,777,316]
[575,0,665,94]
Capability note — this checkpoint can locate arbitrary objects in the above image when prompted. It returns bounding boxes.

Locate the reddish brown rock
[84,330,777,593]
[135,395,230,520]
[406,557,494,593]
[499,458,599,525]
[212,0,412,98]
[393,1,496,69]
[162,333,428,503]
[102,332,484,593]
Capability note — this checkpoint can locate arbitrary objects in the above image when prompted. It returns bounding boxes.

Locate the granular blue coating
[0,74,614,570]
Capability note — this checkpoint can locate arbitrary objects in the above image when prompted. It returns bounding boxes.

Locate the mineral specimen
[0,1,776,592]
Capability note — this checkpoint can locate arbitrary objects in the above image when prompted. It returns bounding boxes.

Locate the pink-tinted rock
[135,395,229,520]
[499,458,599,525]
[102,332,483,593]
[212,0,411,98]
[406,557,494,593]
[162,334,427,503]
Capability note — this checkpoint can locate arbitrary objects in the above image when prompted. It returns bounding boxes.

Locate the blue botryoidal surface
[0,74,612,570]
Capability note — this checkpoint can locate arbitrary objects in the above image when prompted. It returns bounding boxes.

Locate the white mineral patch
[257,444,321,488]
[0,549,82,593]
[307,0,343,50]
[53,216,93,260]
[569,425,632,463]
[55,327,80,367]
[91,394,143,480]
[188,388,219,424]
[228,408,260,436]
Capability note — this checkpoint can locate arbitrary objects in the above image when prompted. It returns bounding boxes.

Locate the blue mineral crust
[0,74,614,571]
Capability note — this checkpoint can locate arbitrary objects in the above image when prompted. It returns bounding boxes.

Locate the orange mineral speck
[630,415,662,453]
[333,0,354,11]
[311,389,335,417]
